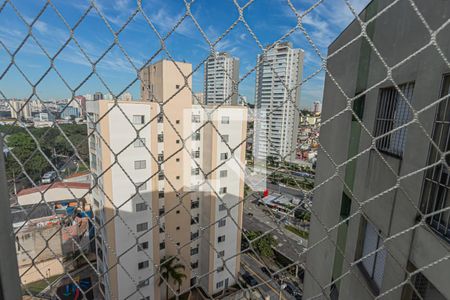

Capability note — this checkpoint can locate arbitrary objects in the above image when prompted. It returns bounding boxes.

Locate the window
[138,241,149,251]
[374,82,414,157]
[159,225,165,233]
[134,160,146,170]
[220,170,227,178]
[138,182,147,191]
[218,218,226,227]
[219,187,227,194]
[191,231,199,240]
[176,158,180,162]
[192,114,201,123]
[159,207,165,215]
[191,201,199,209]
[217,266,224,272]
[216,281,224,289]
[176,84,180,89]
[190,277,197,287]
[359,221,386,292]
[221,135,229,143]
[158,153,164,162]
[191,247,199,255]
[158,172,164,181]
[137,223,148,232]
[225,278,229,288]
[138,260,149,270]
[176,176,180,180]
[218,235,226,243]
[219,203,227,211]
[221,116,230,124]
[157,113,163,123]
[176,120,180,124]
[176,210,180,214]
[157,134,164,142]
[420,74,450,241]
[192,131,200,141]
[220,153,228,160]
[133,115,145,124]
[176,226,180,230]
[134,138,145,147]
[160,242,165,250]
[217,250,225,258]
[191,168,200,175]
[137,279,149,288]
[193,150,200,158]
[176,139,180,144]
[159,191,164,198]
[136,202,147,212]
[191,261,198,269]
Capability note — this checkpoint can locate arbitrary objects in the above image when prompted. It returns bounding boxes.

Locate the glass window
[220,170,227,177]
[136,223,148,232]
[134,160,146,170]
[221,116,230,124]
[134,138,145,147]
[138,260,149,269]
[136,203,147,212]
[133,115,145,124]
[360,221,386,291]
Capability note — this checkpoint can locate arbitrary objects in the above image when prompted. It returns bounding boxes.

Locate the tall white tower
[204,52,239,105]
[253,42,304,164]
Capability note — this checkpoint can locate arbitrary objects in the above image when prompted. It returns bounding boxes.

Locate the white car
[41,171,57,184]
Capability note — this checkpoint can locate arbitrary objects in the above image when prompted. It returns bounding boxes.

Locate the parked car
[41,171,57,184]
[284,283,302,297]
[242,272,258,287]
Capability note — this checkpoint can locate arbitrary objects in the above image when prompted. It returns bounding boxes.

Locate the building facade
[253,42,304,164]
[204,52,239,105]
[88,60,247,300]
[10,100,32,120]
[304,1,450,299]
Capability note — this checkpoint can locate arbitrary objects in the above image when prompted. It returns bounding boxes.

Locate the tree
[246,230,277,258]
[159,256,186,300]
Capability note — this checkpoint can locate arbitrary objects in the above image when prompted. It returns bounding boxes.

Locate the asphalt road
[243,209,307,264]
[241,254,295,300]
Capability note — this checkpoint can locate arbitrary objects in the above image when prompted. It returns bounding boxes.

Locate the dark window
[138,241,149,251]
[138,260,149,269]
[374,82,414,157]
[218,235,226,243]
[420,74,450,241]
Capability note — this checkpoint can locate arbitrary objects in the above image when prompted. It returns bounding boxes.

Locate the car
[284,283,301,296]
[261,267,274,277]
[41,171,57,184]
[241,272,258,287]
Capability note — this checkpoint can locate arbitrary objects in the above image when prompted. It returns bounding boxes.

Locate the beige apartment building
[304,1,450,300]
[87,60,247,300]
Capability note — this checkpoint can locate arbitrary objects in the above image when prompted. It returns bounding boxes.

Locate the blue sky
[0,0,369,108]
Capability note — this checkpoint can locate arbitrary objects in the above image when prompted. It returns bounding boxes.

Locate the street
[241,253,295,300]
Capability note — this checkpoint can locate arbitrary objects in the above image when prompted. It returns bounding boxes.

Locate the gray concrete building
[304,1,450,300]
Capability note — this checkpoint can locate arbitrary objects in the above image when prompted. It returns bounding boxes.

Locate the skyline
[0,0,370,108]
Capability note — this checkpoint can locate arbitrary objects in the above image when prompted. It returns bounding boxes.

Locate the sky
[0,0,370,108]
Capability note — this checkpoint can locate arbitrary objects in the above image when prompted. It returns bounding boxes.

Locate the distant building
[10,100,32,120]
[119,92,132,101]
[60,106,80,119]
[312,101,322,114]
[93,92,103,101]
[84,93,94,101]
[204,52,239,105]
[253,42,304,163]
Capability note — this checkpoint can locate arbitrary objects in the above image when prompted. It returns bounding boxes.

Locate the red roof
[17,182,90,196]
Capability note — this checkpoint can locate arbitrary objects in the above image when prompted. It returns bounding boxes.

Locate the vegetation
[268,171,314,190]
[159,256,187,300]
[1,124,88,183]
[245,230,277,258]
[285,225,309,239]
[24,274,61,294]
[294,210,311,222]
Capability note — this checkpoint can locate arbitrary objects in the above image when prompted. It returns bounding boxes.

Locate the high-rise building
[94,92,103,101]
[304,2,450,300]
[253,42,304,164]
[204,52,239,105]
[88,60,247,300]
[10,100,32,120]
[312,101,322,115]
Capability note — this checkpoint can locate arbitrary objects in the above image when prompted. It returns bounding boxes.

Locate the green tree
[247,230,277,258]
[159,256,187,300]
[5,133,50,181]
